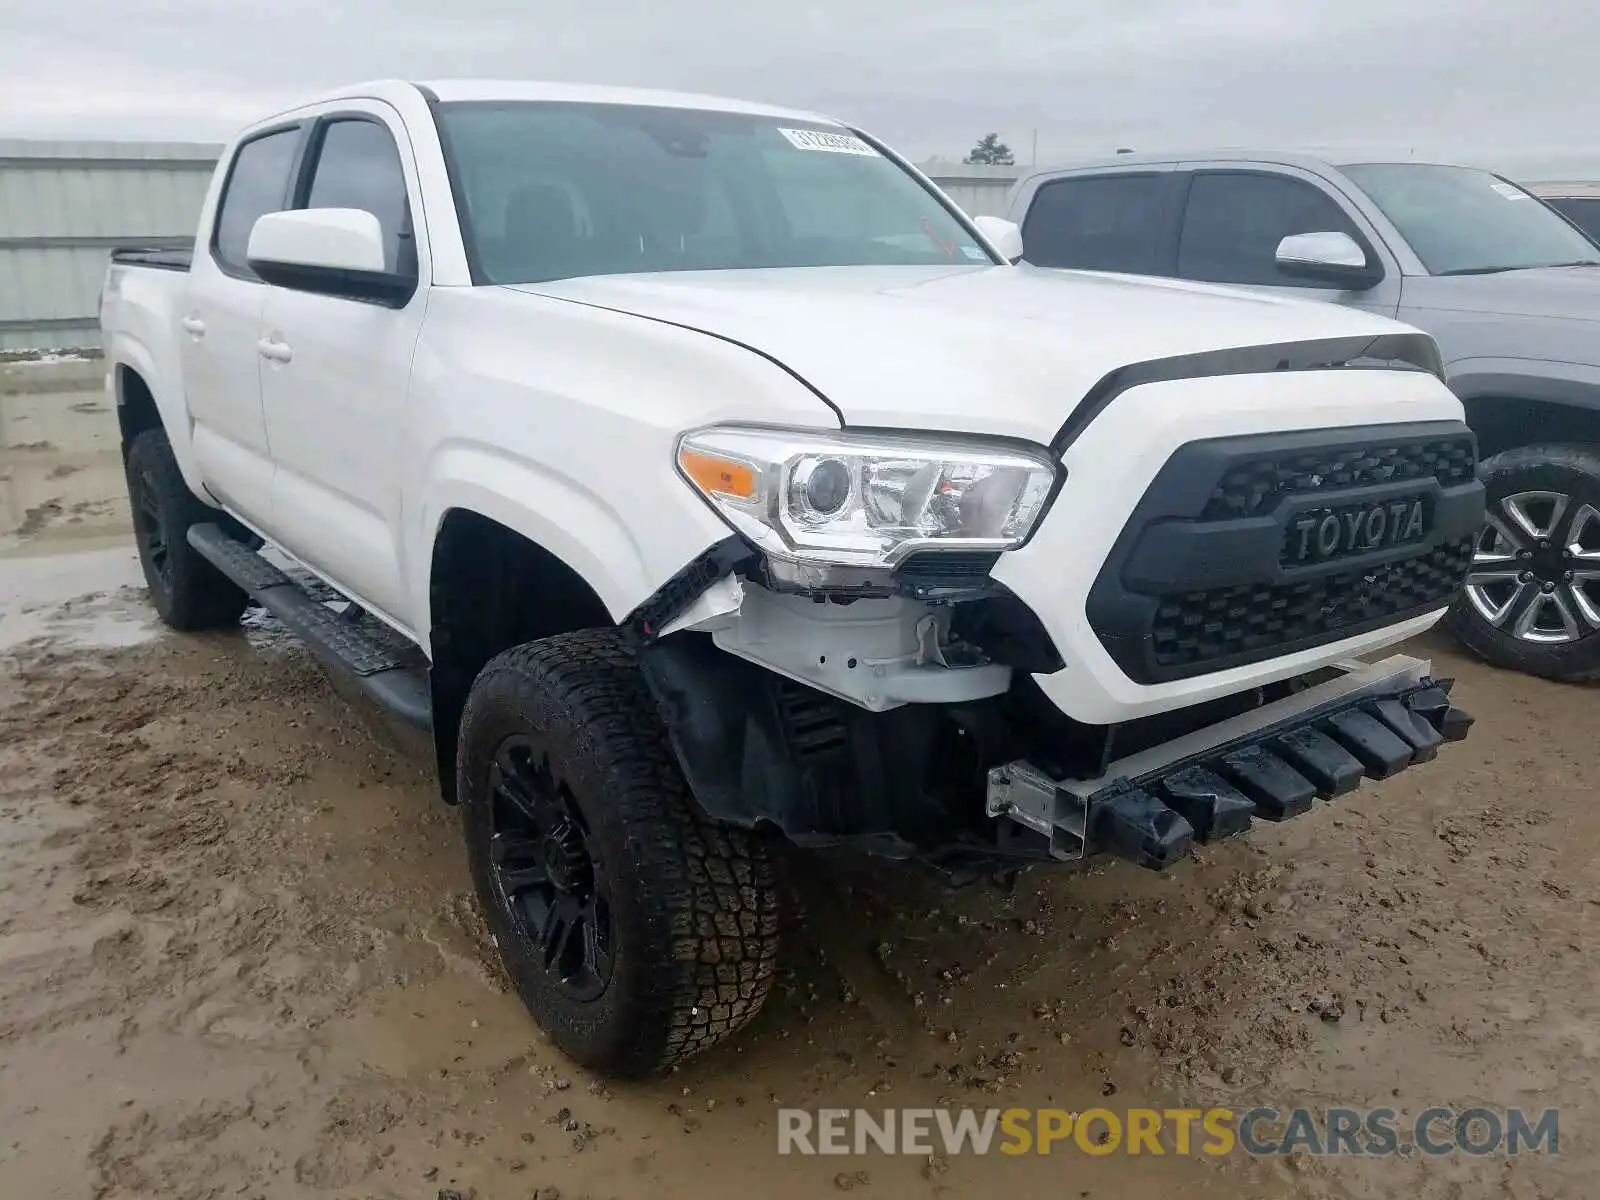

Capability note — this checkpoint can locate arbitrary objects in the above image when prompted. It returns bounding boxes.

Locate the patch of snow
[15,352,92,367]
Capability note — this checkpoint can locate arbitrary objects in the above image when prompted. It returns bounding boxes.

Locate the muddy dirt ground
[1,380,1595,1199]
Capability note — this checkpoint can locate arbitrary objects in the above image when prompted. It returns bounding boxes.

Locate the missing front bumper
[985,653,1473,871]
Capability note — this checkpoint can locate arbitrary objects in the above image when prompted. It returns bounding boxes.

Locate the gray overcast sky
[3,0,1598,176]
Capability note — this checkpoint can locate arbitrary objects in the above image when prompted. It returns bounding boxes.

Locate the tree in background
[964,133,1015,166]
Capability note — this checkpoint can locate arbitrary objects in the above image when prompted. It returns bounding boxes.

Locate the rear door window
[1019,173,1177,275]
[212,127,303,276]
[1178,170,1365,286]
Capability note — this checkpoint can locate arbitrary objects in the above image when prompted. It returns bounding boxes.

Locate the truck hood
[1403,264,1600,322]
[512,265,1425,442]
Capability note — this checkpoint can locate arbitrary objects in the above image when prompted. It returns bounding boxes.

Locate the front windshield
[1343,162,1600,275]
[436,101,993,284]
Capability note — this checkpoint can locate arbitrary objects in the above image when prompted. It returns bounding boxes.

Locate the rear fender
[102,261,207,496]
[107,332,207,494]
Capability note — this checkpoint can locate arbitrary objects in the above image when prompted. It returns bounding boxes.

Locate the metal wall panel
[921,164,1022,218]
[0,140,220,351]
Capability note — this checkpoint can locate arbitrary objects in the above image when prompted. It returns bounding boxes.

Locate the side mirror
[1274,231,1382,290]
[246,209,415,306]
[972,215,1025,264]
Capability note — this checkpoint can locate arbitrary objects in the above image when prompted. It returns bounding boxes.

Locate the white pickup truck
[101,78,1483,1078]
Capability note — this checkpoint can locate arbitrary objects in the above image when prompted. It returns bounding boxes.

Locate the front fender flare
[1447,357,1600,411]
[413,442,732,640]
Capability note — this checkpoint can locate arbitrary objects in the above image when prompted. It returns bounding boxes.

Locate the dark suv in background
[1003,153,1600,682]
[1530,181,1600,244]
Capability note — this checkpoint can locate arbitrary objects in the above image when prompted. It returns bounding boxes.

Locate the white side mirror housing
[247,208,387,274]
[245,208,414,305]
[972,215,1025,263]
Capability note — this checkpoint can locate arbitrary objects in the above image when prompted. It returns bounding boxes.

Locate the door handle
[256,337,293,364]
[181,315,206,337]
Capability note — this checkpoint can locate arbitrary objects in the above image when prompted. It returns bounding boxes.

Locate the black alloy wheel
[129,458,173,592]
[457,630,781,1078]
[486,736,613,1001]
[122,429,249,630]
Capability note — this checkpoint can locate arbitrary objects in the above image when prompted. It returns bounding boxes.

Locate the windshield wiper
[1439,260,1600,276]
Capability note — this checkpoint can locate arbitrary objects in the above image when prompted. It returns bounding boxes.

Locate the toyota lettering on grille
[1286,497,1429,564]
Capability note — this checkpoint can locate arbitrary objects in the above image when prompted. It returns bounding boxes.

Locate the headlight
[677,426,1059,568]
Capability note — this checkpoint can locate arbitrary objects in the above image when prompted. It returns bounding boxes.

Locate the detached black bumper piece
[986,655,1472,873]
[1090,679,1469,870]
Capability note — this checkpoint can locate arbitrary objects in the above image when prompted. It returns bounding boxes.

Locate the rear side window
[213,127,302,275]
[1545,196,1600,245]
[1020,173,1173,274]
[304,119,413,274]
[1179,171,1364,287]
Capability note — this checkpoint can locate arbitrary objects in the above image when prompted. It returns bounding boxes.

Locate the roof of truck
[1529,181,1600,198]
[426,79,835,121]
[1015,149,1482,181]
[273,78,840,126]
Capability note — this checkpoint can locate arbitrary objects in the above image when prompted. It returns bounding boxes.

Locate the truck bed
[110,247,193,272]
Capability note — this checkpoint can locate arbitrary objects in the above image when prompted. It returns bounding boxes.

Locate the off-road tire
[124,429,250,631]
[1444,443,1600,681]
[457,629,781,1077]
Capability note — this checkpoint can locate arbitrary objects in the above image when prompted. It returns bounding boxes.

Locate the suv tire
[457,629,781,1078]
[1444,443,1600,681]
[124,428,251,631]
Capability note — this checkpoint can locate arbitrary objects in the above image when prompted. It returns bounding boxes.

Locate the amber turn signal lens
[679,449,758,499]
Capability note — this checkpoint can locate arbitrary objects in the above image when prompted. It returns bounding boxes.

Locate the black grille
[896,551,1000,581]
[1203,436,1477,520]
[893,550,1002,599]
[1150,537,1474,670]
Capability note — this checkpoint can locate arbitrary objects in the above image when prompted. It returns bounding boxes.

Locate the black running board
[187,523,432,730]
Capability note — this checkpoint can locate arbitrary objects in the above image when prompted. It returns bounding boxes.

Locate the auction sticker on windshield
[1489,181,1531,201]
[778,127,881,156]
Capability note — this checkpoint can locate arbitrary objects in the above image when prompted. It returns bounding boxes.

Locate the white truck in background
[100,79,1482,1078]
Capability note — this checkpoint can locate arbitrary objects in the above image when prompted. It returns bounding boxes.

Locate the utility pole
[1031,129,1038,166]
